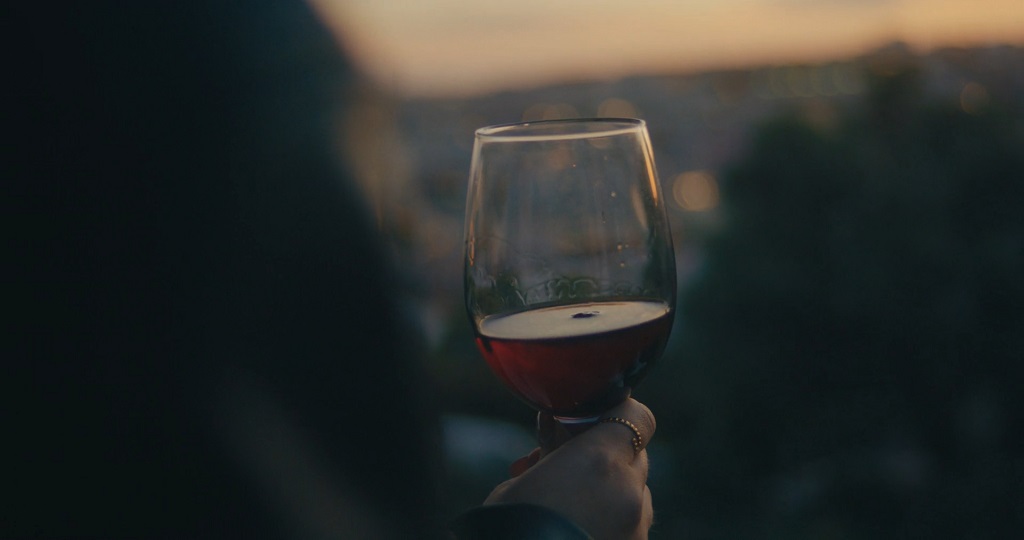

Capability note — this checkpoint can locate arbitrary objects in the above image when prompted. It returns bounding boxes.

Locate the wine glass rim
[475,117,647,142]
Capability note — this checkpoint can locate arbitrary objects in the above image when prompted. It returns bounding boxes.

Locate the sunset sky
[310,0,1024,97]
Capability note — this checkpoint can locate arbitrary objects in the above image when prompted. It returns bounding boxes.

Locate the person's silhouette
[9,2,657,539]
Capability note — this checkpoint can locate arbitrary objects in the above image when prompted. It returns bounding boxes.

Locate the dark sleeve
[450,504,593,540]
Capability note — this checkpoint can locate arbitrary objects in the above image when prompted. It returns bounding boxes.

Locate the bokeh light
[671,170,719,212]
[960,81,990,114]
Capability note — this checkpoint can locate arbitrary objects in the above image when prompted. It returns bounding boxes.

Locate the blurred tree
[655,54,1024,538]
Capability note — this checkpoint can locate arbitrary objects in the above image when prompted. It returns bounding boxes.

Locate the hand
[484,398,656,540]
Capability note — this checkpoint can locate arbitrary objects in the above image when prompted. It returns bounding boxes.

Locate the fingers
[535,398,656,465]
[537,398,656,457]
[587,398,656,459]
[602,398,656,452]
[490,400,657,540]
[509,447,541,478]
[635,485,654,540]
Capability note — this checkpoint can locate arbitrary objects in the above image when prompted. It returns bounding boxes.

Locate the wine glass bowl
[464,118,675,422]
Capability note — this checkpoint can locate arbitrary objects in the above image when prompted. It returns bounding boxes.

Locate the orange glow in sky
[310,0,1024,97]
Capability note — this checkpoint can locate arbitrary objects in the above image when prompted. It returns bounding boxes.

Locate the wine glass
[463,118,676,425]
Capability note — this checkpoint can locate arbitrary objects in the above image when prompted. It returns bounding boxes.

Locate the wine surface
[474,300,672,418]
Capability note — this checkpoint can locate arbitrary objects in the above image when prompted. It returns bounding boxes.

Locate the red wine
[474,300,673,418]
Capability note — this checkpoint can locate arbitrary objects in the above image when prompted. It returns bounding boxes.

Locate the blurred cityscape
[348,42,1023,538]
[351,41,1021,349]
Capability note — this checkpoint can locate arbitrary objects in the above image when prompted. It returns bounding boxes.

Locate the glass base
[553,415,600,424]
[552,414,600,435]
